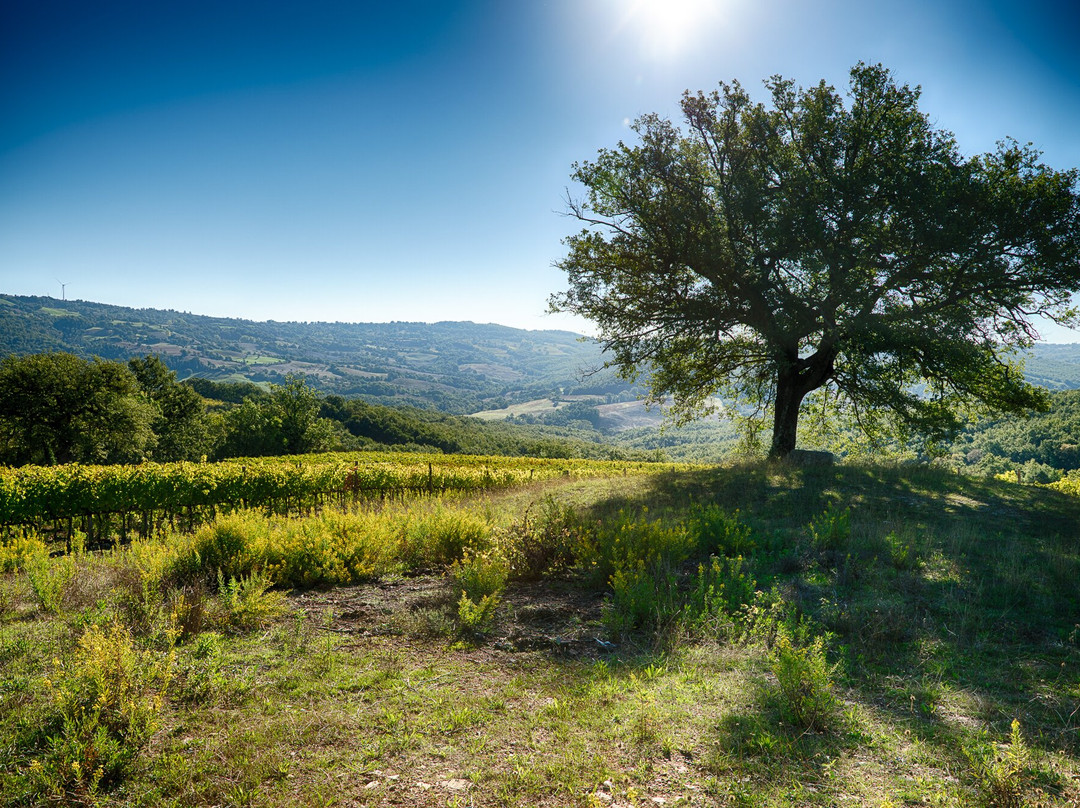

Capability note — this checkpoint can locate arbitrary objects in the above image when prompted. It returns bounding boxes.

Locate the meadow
[2,456,1080,806]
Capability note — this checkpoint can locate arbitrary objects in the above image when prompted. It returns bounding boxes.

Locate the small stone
[416,781,432,790]
[443,778,472,792]
[651,799,667,805]
[593,792,613,803]
[364,781,379,790]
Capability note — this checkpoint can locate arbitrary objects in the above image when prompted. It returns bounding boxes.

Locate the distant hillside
[2,293,1079,420]
[0,294,629,413]
[1022,343,1080,389]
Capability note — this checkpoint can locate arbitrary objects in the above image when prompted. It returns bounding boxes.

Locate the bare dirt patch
[292,573,612,661]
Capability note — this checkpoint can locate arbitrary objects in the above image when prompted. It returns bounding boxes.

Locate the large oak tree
[552,63,1080,459]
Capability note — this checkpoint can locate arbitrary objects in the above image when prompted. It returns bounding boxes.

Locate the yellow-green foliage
[962,719,1032,808]
[457,591,500,632]
[688,505,756,556]
[179,512,269,582]
[263,510,400,587]
[122,534,186,589]
[1045,476,1080,497]
[28,623,174,800]
[770,634,840,732]
[684,555,757,631]
[580,510,694,588]
[606,561,669,636]
[808,505,851,552]
[399,505,492,569]
[215,569,290,631]
[161,502,494,590]
[452,548,510,601]
[0,452,684,528]
[26,551,77,614]
[591,513,695,635]
[0,531,47,573]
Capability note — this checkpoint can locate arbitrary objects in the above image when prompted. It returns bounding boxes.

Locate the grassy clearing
[2,464,1080,806]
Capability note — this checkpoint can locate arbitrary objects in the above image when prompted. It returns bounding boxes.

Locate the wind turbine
[55,278,67,301]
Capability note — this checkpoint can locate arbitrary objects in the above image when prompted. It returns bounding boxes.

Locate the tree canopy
[0,352,156,465]
[552,63,1080,458]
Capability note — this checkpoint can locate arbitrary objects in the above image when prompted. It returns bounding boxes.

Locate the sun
[620,0,720,60]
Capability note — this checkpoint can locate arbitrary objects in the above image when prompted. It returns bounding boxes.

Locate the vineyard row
[0,452,676,546]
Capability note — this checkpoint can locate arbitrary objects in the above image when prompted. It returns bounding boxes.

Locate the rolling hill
[0,294,629,414]
[3,294,1079,432]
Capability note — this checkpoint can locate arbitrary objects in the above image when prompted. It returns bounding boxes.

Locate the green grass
[2,462,1080,806]
[242,356,286,366]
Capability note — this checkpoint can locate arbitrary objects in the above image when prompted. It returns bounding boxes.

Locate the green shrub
[604,556,684,640]
[579,511,693,589]
[451,548,510,602]
[457,591,500,633]
[26,551,77,614]
[172,513,266,584]
[770,634,840,732]
[808,505,851,553]
[400,506,490,569]
[265,510,399,588]
[962,719,1032,808]
[883,530,921,570]
[215,569,289,632]
[27,623,174,801]
[689,506,756,556]
[0,532,48,573]
[683,555,757,635]
[501,497,580,580]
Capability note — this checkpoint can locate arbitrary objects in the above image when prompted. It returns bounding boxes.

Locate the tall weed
[265,510,399,587]
[580,511,693,589]
[457,591,501,634]
[500,496,580,580]
[215,569,290,632]
[682,555,757,636]
[26,552,77,614]
[171,513,267,584]
[0,532,48,573]
[808,505,851,553]
[689,506,756,556]
[962,719,1032,808]
[604,560,681,639]
[27,623,174,801]
[769,634,840,732]
[399,506,491,569]
[452,548,510,602]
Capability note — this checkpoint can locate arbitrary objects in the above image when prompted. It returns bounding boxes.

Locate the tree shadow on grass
[559,462,1080,794]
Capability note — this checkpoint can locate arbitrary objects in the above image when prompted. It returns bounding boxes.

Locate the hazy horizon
[3,0,1079,338]
[9,290,1080,345]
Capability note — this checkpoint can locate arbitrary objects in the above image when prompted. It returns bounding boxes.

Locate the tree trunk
[768,348,837,460]
[769,366,805,460]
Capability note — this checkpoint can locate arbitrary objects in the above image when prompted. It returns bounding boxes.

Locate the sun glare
[621,0,720,60]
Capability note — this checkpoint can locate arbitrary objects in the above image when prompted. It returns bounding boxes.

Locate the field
[2,458,1080,806]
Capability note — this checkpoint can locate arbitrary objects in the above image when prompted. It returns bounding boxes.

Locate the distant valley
[0,294,630,415]
[3,293,1080,431]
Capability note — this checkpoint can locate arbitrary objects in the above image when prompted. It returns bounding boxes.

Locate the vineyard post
[428,462,433,493]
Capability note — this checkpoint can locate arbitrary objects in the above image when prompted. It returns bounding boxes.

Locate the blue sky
[2,0,1079,338]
